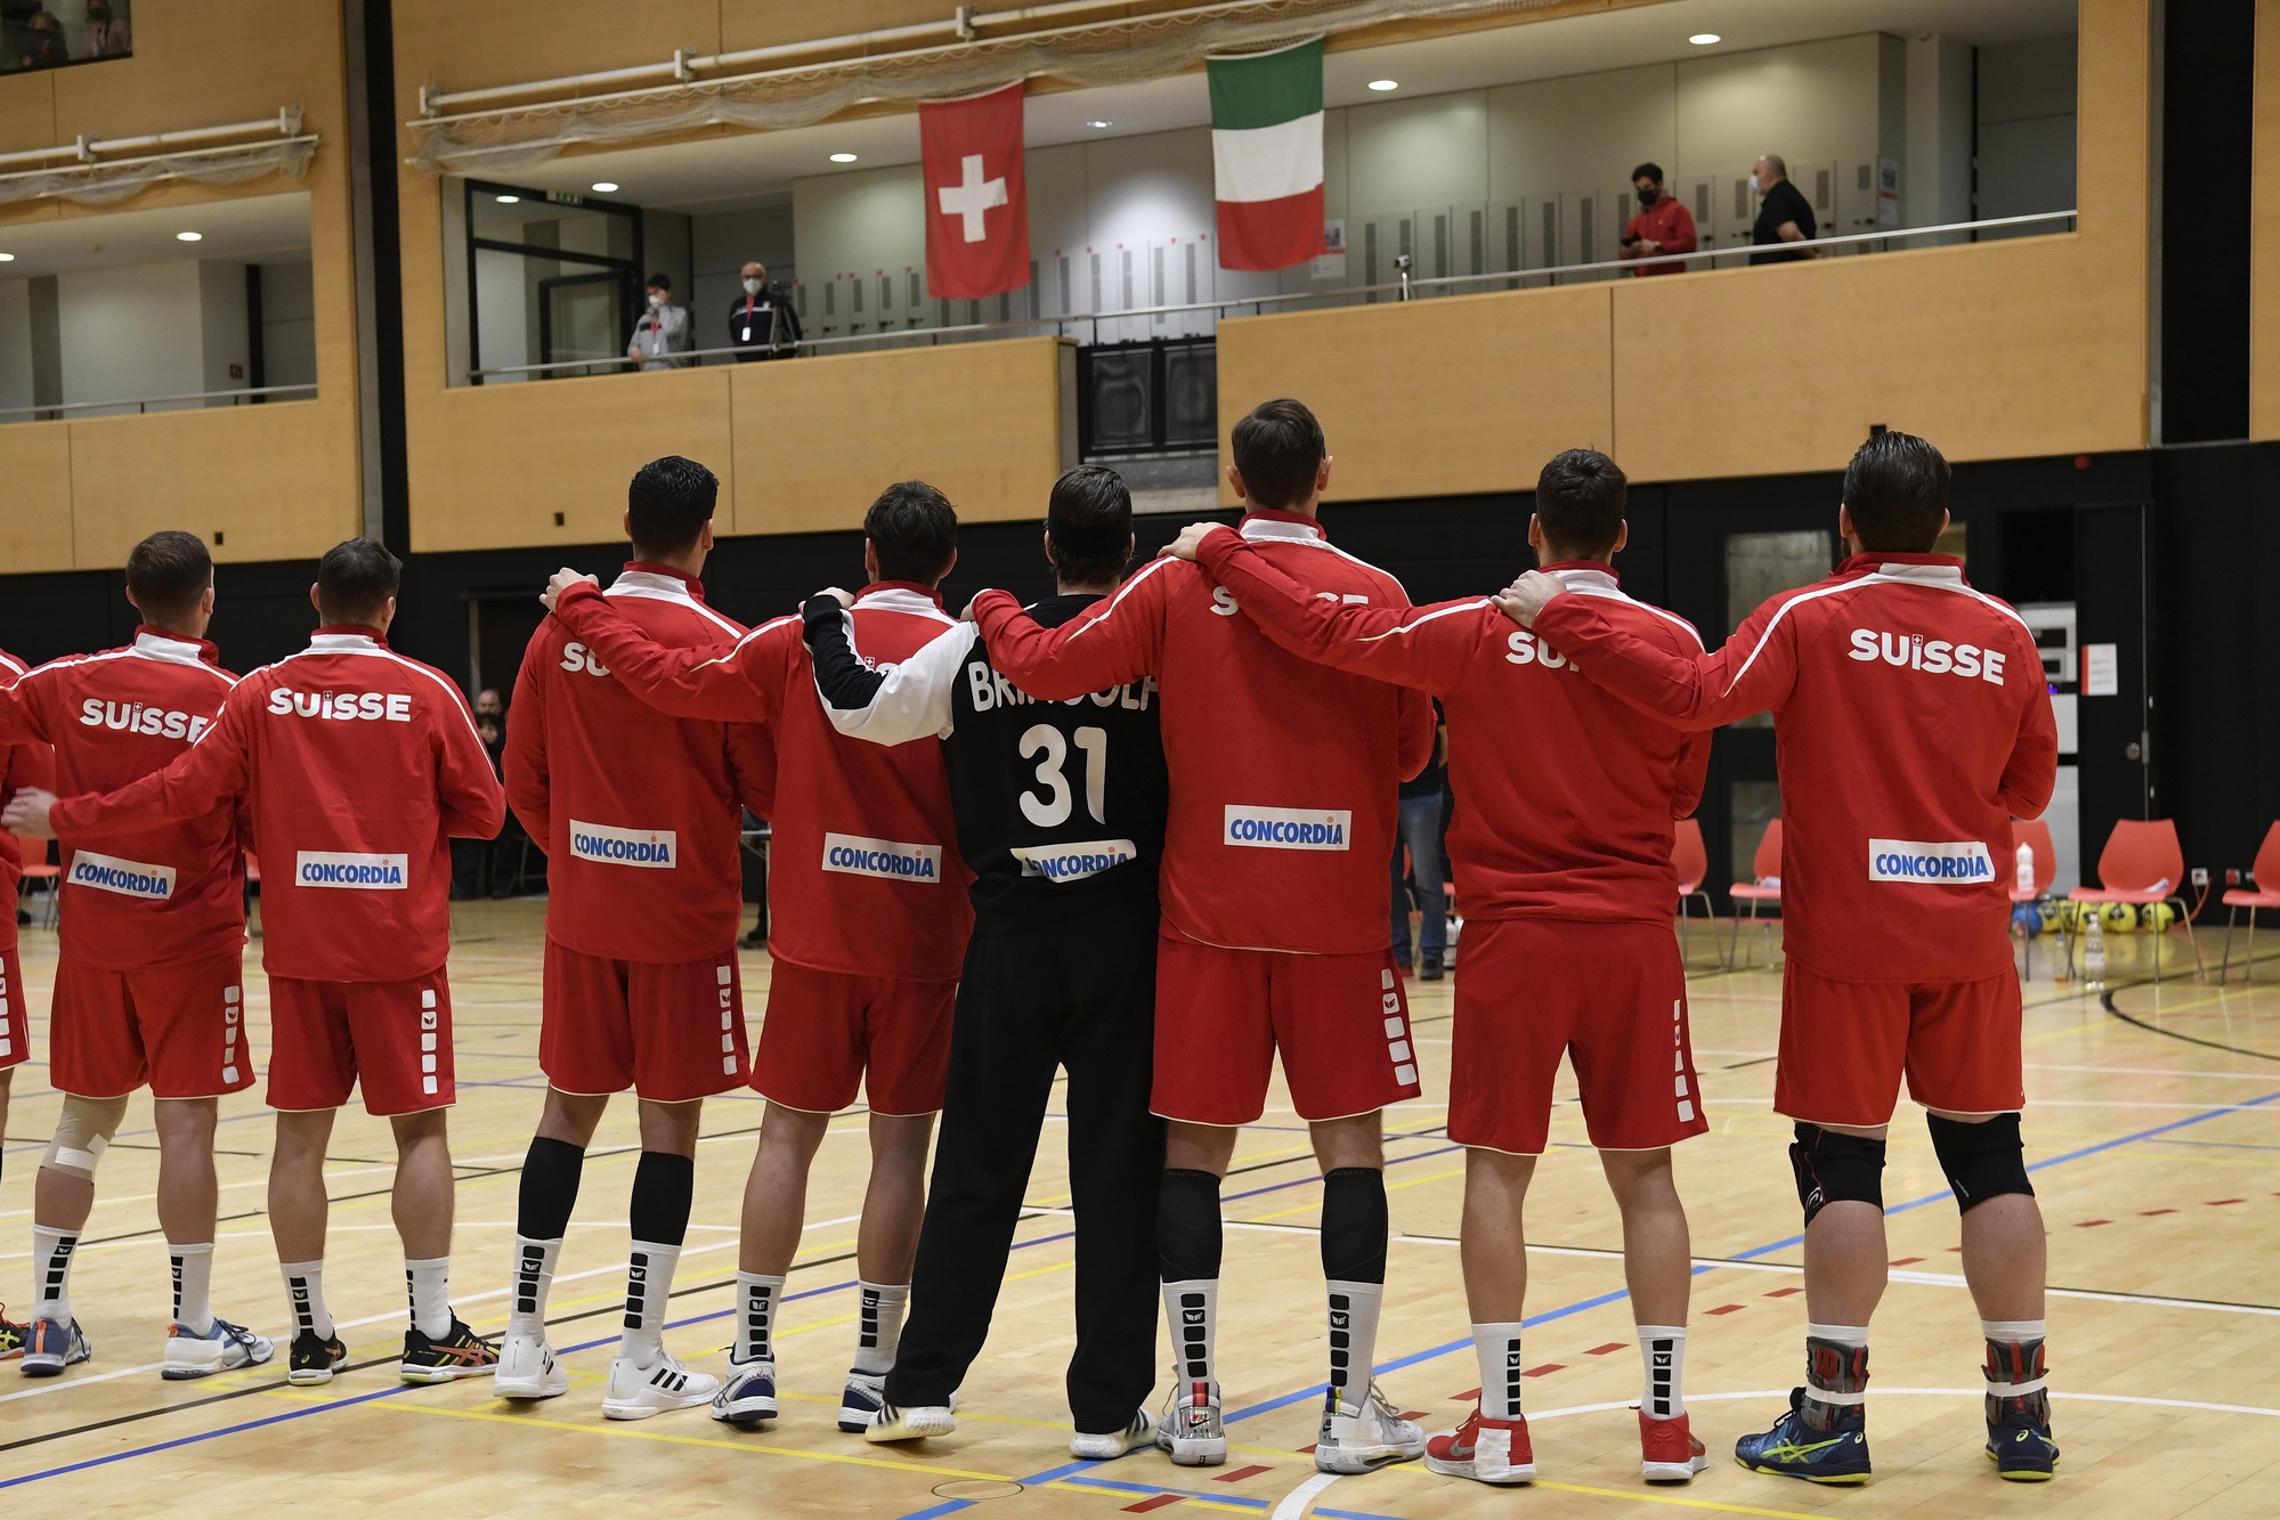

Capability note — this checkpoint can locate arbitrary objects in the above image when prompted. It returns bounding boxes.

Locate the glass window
[467,181,642,383]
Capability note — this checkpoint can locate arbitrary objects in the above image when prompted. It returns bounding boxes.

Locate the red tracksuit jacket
[508,565,775,966]
[49,628,506,984]
[972,509,1437,956]
[1196,534,1709,924]
[0,630,242,970]
[1531,552,2059,982]
[549,579,972,984]
[0,647,56,954]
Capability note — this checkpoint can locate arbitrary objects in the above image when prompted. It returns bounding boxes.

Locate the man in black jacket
[728,261,802,360]
[801,466,1167,1460]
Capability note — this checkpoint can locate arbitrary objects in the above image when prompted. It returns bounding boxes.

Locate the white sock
[280,1259,333,1338]
[1981,1318,2046,1342]
[30,1225,76,1323]
[171,1243,216,1334]
[1637,1324,1687,1420]
[1164,1278,1218,1390]
[851,1280,909,1375]
[1472,1321,1525,1420]
[1807,1322,1870,1348]
[507,1236,562,1341]
[1326,1279,1383,1406]
[405,1256,451,1339]
[619,1239,682,1365]
[736,1272,783,1363]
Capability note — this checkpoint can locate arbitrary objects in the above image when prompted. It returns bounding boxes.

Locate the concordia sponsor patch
[1868,838,1994,883]
[1011,838,1139,882]
[1223,804,1351,851]
[295,850,410,890]
[67,850,176,901]
[822,832,943,882]
[568,820,677,869]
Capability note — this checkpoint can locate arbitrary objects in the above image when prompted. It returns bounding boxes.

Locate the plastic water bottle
[2084,909,2107,984]
[2015,842,2035,896]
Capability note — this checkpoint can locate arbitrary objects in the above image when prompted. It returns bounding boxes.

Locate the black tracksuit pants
[884,891,1163,1433]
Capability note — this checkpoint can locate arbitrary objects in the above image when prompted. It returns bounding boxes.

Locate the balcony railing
[467,209,2077,383]
[0,383,317,424]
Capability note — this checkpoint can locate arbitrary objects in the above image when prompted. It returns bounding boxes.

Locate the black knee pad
[1789,1123,1886,1227]
[1926,1112,2034,1214]
[1158,1169,1224,1282]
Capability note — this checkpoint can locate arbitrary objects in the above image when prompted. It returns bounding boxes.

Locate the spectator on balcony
[728,261,802,362]
[1748,155,1820,265]
[627,273,690,371]
[1619,163,1697,277]
[82,0,129,57]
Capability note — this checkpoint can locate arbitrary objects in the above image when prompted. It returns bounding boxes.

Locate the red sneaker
[1640,1410,1708,1482]
[1424,1411,1536,1484]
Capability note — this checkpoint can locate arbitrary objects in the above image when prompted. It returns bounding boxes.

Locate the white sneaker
[712,1353,777,1425]
[494,1332,567,1400]
[1071,1407,1156,1460]
[865,1402,956,1442]
[161,1318,274,1380]
[1315,1382,1426,1474]
[601,1349,719,1420]
[1157,1378,1226,1466]
[839,1368,887,1432]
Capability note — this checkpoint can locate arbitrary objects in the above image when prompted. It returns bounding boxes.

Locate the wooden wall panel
[0,424,78,572]
[411,370,734,553]
[391,0,724,98]
[729,338,1070,536]
[1214,286,1614,504]
[2254,0,2280,440]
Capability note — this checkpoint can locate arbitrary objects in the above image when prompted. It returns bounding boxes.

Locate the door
[2073,502,2154,881]
[538,271,627,376]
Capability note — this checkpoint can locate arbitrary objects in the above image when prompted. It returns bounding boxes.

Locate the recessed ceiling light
[0,252,14,262]
[590,181,618,193]
[1689,33,1721,45]
[175,231,202,241]
[1367,79,1399,92]
[1086,119,1112,129]
[829,152,858,163]
[495,193,520,204]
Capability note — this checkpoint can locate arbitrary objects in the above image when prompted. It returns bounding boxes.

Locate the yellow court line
[368,1394,1016,1482]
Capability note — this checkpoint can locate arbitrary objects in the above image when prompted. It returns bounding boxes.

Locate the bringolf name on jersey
[265,688,416,722]
[1847,630,2009,683]
[967,662,1156,714]
[78,699,213,741]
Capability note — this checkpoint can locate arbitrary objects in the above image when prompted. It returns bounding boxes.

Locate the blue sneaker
[711,1353,777,1426]
[838,1369,886,1432]
[1734,1388,1872,1485]
[163,1317,275,1380]
[1986,1406,2060,1481]
[19,1317,91,1377]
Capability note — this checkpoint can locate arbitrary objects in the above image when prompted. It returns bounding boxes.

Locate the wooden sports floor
[4,902,2278,1517]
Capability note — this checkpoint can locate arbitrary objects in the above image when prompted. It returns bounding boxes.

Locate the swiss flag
[921,82,1030,301]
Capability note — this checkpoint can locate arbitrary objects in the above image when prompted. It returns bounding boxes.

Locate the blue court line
[0,1382,414,1491]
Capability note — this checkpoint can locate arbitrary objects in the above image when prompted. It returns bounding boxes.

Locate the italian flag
[1210,37,1326,271]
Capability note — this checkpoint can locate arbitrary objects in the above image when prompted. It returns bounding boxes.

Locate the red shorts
[269,969,454,1116]
[541,940,749,1102]
[1151,927,1421,1126]
[49,951,253,1100]
[1775,961,2024,1127]
[752,959,955,1116]
[1450,918,1706,1155]
[0,942,23,1072]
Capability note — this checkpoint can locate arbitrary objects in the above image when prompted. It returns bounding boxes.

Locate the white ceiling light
[0,252,14,262]
[1086,119,1112,129]
[590,181,618,193]
[829,152,858,163]
[175,231,202,241]
[1367,78,1399,92]
[495,193,520,204]
[1689,33,1721,45]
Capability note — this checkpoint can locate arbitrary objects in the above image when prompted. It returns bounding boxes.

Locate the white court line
[1524,1388,2280,1420]
[1269,1470,1341,1520]
[2021,1063,2280,1082]
[1697,1097,2280,1113]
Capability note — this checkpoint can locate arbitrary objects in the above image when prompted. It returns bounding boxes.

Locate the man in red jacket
[1162,448,1713,1487]
[1498,431,2061,1484]
[968,399,1437,1475]
[497,456,773,1419]
[9,539,509,1390]
[0,643,52,1362]
[0,533,270,1382]
[1619,162,1698,276]
[542,482,969,1434]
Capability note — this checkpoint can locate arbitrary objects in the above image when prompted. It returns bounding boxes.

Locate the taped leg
[42,1093,130,1180]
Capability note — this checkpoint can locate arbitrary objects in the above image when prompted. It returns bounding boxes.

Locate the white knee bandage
[43,1094,130,1180]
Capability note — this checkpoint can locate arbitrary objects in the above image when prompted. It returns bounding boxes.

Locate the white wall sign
[2081,642,2119,697]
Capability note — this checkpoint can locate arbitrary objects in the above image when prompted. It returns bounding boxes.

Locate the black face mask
[1637,187,1659,208]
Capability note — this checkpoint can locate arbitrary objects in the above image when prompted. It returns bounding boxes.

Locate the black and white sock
[736,1272,784,1364]
[280,1258,334,1339]
[405,1257,452,1340]
[509,1135,585,1341]
[851,1282,909,1376]
[171,1242,216,1335]
[1638,1324,1687,1421]
[622,1151,694,1367]
[1159,1168,1224,1395]
[30,1224,76,1325]
[1472,1322,1525,1420]
[1320,1167,1389,1407]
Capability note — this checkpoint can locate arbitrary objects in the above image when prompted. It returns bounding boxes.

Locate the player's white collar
[609,568,697,599]
[308,632,380,652]
[1871,562,1965,583]
[130,631,215,668]
[856,586,953,620]
[1239,517,1324,544]
[1551,567,1622,596]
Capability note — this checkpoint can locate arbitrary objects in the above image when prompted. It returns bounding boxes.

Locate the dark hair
[1842,430,1951,551]
[864,481,959,584]
[646,272,672,291]
[1230,398,1326,511]
[316,537,403,627]
[125,530,213,623]
[1044,466,1134,586]
[626,455,718,559]
[1632,162,1665,185]
[1534,449,1627,559]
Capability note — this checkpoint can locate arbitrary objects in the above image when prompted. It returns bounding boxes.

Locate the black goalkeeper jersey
[802,592,1167,931]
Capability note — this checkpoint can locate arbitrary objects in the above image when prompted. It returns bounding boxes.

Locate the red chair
[2068,819,2201,982]
[2010,818,2057,977]
[20,850,60,930]
[1672,818,1722,970]
[2218,822,2280,984]
[1728,819,1783,969]
[243,851,263,938]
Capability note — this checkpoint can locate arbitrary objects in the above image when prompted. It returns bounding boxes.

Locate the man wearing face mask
[1748,155,1819,266]
[628,273,690,371]
[1619,163,1696,277]
[728,262,802,362]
